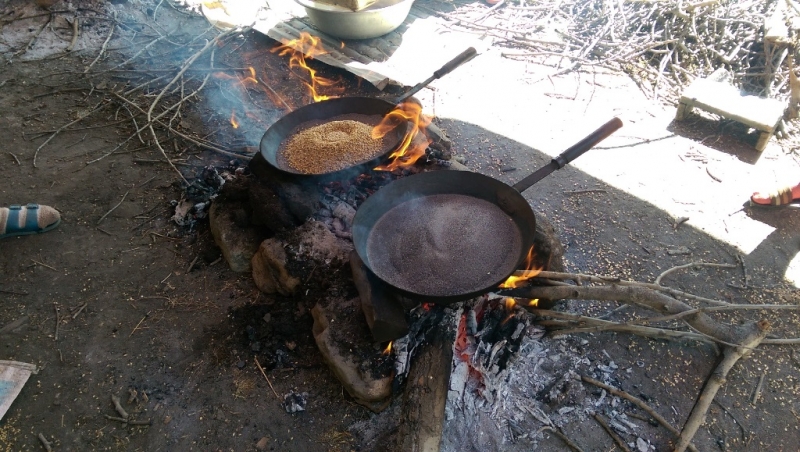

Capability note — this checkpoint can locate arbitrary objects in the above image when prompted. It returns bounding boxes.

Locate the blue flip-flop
[0,204,61,239]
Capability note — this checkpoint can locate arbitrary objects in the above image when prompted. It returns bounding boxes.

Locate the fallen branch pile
[434,0,791,104]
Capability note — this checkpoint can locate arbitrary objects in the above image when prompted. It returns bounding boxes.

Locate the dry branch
[581,375,699,452]
[674,320,769,452]
[517,270,732,306]
[511,283,761,344]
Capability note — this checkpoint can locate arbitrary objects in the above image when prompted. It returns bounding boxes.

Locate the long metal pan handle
[512,117,623,193]
[395,47,478,104]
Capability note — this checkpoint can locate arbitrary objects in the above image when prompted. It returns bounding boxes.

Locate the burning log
[395,308,455,452]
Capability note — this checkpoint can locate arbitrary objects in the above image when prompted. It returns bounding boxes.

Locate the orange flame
[373,102,432,171]
[382,341,393,355]
[501,297,517,325]
[499,246,541,289]
[272,33,344,102]
[528,299,539,307]
[230,111,239,129]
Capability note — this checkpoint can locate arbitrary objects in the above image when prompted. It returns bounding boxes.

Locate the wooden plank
[680,78,785,132]
[398,331,453,452]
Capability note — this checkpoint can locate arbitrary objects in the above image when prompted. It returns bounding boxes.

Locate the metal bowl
[294,0,414,40]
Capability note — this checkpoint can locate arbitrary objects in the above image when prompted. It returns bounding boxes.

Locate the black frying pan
[259,47,478,178]
[351,118,623,304]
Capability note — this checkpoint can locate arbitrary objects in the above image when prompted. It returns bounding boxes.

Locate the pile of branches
[433,0,791,104]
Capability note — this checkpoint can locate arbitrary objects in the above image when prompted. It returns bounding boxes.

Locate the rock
[209,200,264,273]
[255,437,269,450]
[296,220,352,264]
[311,302,393,412]
[251,239,300,295]
[280,183,320,224]
[249,179,298,232]
[349,250,409,342]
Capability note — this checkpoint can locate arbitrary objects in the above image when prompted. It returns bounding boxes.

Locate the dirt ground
[2,0,800,451]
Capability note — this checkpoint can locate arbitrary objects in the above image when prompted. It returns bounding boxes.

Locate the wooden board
[680,78,785,133]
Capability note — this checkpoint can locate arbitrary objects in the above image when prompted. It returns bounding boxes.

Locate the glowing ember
[373,101,431,171]
[382,341,393,355]
[421,303,432,312]
[272,33,344,102]
[499,246,541,289]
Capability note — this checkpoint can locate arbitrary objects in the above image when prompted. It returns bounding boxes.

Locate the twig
[145,29,241,185]
[713,400,748,441]
[536,426,584,452]
[129,311,151,337]
[532,309,713,345]
[255,76,293,110]
[96,227,113,236]
[53,303,60,341]
[186,255,199,273]
[72,303,87,319]
[111,394,129,419]
[254,357,281,401]
[751,372,766,405]
[85,14,114,73]
[137,175,157,188]
[66,16,79,52]
[581,375,699,452]
[517,270,732,306]
[656,262,737,285]
[0,289,28,295]
[97,190,129,224]
[474,0,505,23]
[104,413,152,425]
[631,304,800,326]
[592,413,631,452]
[14,14,51,57]
[32,259,57,271]
[674,321,769,452]
[34,100,106,167]
[63,133,88,150]
[8,152,21,165]
[511,283,758,345]
[38,433,52,452]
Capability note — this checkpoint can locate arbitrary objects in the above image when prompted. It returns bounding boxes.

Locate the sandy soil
[2,0,800,451]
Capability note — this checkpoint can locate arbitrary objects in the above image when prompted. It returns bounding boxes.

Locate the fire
[211,66,276,128]
[373,101,432,171]
[499,246,541,289]
[272,33,344,102]
[382,341,393,355]
[501,297,518,325]
[528,299,539,307]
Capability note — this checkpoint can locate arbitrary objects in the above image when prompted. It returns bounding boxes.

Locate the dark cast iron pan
[259,47,478,178]
[351,117,623,304]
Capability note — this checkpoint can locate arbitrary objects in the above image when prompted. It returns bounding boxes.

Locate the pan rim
[259,97,407,177]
